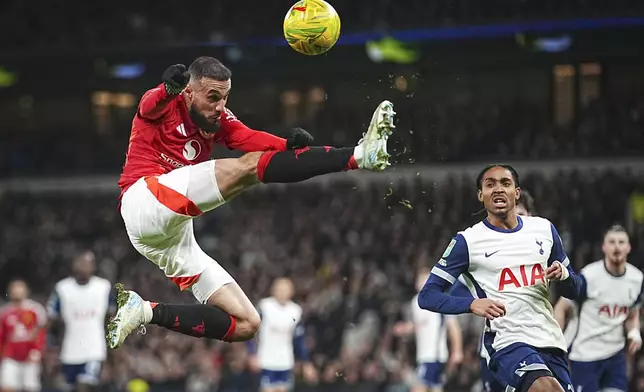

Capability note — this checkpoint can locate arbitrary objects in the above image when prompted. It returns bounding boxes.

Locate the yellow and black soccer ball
[283,0,341,55]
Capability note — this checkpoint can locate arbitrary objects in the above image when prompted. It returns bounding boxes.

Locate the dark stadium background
[1,0,644,391]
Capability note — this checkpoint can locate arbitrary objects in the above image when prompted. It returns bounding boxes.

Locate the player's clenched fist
[162,64,190,95]
[470,298,506,320]
[286,127,314,150]
[545,260,569,281]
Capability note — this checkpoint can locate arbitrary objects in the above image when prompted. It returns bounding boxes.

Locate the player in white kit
[554,225,643,392]
[418,165,584,392]
[47,251,114,392]
[449,190,536,392]
[393,267,463,392]
[249,278,317,392]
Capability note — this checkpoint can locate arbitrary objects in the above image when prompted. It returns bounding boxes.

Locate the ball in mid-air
[283,0,341,55]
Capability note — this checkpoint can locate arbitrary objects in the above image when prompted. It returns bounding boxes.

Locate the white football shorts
[120,160,235,303]
[0,359,41,391]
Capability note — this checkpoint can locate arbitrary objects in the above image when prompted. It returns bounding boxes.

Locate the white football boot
[106,283,149,349]
[357,100,396,171]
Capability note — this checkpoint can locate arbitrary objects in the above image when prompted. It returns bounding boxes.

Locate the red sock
[222,316,237,342]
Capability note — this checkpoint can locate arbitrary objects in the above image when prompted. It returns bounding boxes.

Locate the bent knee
[238,152,264,179]
[215,152,263,200]
[233,308,261,341]
[527,376,564,392]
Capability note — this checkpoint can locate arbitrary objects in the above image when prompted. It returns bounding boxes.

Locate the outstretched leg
[215,100,395,201]
[107,101,395,348]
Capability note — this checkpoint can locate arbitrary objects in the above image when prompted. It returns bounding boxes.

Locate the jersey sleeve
[215,109,287,152]
[547,223,570,267]
[417,234,474,314]
[447,276,474,298]
[633,276,644,309]
[137,84,175,121]
[430,234,470,284]
[46,289,61,318]
[548,223,584,299]
[293,322,309,360]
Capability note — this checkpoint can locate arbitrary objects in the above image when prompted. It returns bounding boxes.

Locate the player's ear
[477,189,483,202]
[515,187,521,201]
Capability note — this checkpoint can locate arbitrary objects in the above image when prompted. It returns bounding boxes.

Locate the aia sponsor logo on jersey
[182,140,202,161]
[598,304,628,318]
[498,264,545,291]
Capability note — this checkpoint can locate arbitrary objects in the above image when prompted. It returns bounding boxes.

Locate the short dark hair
[605,224,628,237]
[188,56,231,81]
[476,164,520,191]
[517,190,535,214]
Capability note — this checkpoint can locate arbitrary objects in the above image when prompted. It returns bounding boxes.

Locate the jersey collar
[482,216,524,233]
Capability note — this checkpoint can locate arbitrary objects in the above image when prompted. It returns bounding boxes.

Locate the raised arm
[138,65,189,121]
[138,85,176,121]
[216,109,287,152]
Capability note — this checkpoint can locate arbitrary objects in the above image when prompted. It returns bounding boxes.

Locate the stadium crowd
[1,0,642,50]
[3,94,644,177]
[1,167,643,391]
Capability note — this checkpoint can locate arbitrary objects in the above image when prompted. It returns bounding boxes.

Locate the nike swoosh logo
[485,250,500,258]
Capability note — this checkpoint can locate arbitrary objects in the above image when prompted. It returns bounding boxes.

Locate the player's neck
[75,276,92,285]
[486,212,519,230]
[604,259,626,277]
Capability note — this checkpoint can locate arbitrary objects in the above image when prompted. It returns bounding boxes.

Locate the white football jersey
[47,276,113,364]
[411,294,449,363]
[566,260,643,362]
[431,216,570,354]
[256,297,303,371]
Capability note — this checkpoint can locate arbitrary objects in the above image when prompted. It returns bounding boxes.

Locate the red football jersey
[0,300,47,362]
[118,84,287,195]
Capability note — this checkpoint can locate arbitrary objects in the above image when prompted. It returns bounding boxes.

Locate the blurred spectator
[3,96,644,177]
[1,167,643,390]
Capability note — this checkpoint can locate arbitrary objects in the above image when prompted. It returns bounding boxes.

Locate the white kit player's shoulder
[624,262,644,283]
[580,259,604,274]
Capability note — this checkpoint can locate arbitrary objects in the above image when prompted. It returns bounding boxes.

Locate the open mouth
[492,196,507,208]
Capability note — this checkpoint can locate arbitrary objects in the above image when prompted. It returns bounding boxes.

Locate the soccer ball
[283,0,341,55]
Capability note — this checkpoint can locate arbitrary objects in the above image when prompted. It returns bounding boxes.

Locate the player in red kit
[0,280,46,392]
[109,56,396,348]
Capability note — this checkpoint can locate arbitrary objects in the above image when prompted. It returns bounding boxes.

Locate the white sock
[353,144,364,167]
[143,301,154,324]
